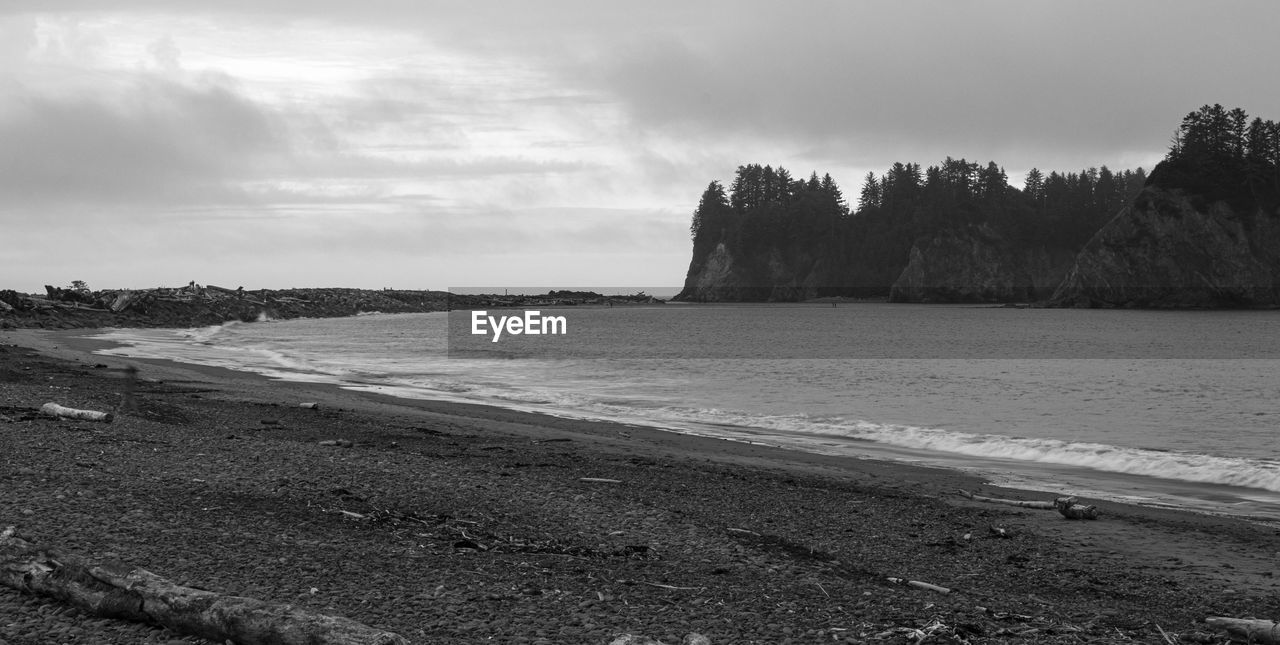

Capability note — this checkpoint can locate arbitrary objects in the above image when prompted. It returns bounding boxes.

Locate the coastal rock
[1051,187,1280,308]
[889,225,1073,303]
[676,241,831,302]
[678,242,746,302]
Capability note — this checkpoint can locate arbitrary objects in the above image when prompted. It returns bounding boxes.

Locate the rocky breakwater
[889,224,1074,304]
[0,284,453,330]
[1050,187,1280,308]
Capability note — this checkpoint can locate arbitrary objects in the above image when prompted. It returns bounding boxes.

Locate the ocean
[90,303,1280,522]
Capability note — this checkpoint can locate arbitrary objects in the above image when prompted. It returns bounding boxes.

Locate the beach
[2,328,1279,644]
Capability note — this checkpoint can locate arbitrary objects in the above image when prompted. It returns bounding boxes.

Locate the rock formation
[889,225,1074,303]
[677,242,841,302]
[1051,187,1280,308]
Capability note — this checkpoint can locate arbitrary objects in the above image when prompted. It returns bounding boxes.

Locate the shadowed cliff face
[889,225,1075,304]
[679,242,747,302]
[679,224,1076,305]
[1051,187,1280,308]
[677,241,837,302]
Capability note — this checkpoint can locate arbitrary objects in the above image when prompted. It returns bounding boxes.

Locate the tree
[1095,165,1118,215]
[690,180,730,240]
[1024,168,1045,204]
[978,162,1007,202]
[857,172,881,211]
[820,173,848,216]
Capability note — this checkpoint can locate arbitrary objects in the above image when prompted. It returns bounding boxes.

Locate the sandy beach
[3,327,1280,644]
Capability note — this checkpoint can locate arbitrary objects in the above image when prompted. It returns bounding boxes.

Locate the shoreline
[4,327,1280,643]
[42,324,1280,527]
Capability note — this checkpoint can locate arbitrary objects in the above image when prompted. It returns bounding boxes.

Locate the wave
[625,406,1280,493]
[344,380,1280,495]
[88,320,1280,497]
[178,320,245,344]
[95,325,346,384]
[305,372,1280,495]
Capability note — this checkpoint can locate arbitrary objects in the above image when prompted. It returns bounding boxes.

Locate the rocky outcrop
[1050,187,1280,308]
[889,226,1074,303]
[676,242,832,302]
[0,286,455,330]
[677,242,750,302]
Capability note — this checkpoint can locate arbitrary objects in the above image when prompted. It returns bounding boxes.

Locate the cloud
[2,1,1279,291]
[0,73,291,209]
[570,1,1280,174]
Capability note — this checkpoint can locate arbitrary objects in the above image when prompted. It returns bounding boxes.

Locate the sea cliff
[889,225,1074,304]
[677,241,839,302]
[1050,187,1280,308]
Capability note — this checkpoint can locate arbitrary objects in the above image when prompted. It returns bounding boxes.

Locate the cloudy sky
[3,1,1278,292]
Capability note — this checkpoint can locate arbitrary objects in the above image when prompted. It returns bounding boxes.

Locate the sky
[2,1,1279,292]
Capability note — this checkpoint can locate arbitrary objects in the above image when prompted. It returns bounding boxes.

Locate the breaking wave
[88,313,1280,502]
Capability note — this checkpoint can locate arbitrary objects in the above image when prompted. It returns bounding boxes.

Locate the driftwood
[1053,496,1099,520]
[0,527,407,645]
[888,577,952,594]
[956,489,1054,509]
[40,402,113,423]
[957,489,1099,519]
[1205,617,1280,644]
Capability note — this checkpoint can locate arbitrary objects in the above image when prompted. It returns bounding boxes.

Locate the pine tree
[857,172,881,211]
[820,173,848,216]
[690,180,730,240]
[1024,168,1045,204]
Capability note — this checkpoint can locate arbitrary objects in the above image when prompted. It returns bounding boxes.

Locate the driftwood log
[887,577,951,594]
[1205,617,1280,644]
[39,402,113,423]
[957,490,1099,520]
[956,489,1054,509]
[0,527,407,645]
[1053,496,1099,520]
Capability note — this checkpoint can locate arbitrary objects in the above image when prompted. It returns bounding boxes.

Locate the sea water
[91,304,1280,522]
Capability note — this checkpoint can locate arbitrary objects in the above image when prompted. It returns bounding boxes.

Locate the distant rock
[1051,187,1280,308]
[0,286,454,330]
[0,286,659,330]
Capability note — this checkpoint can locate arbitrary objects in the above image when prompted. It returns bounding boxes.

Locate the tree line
[684,104,1278,299]
[688,159,1146,296]
[1155,103,1280,210]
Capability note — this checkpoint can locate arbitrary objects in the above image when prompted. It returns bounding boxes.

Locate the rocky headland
[676,105,1280,308]
[1050,188,1280,308]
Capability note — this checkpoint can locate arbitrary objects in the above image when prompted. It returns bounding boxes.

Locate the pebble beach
[3,329,1280,644]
